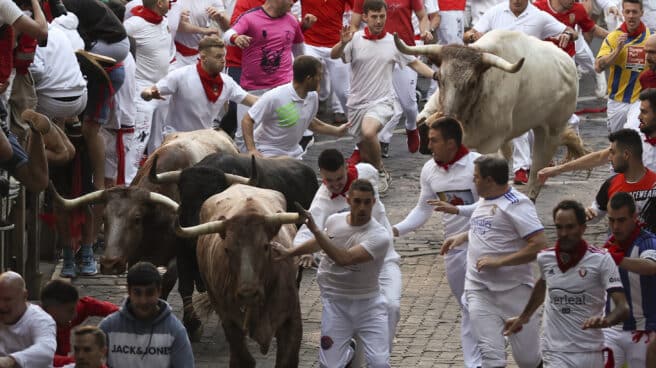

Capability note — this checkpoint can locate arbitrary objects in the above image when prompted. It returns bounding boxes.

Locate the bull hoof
[184,318,203,342]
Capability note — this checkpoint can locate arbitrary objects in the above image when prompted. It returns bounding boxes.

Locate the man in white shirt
[331,0,439,193]
[504,200,629,367]
[293,148,402,358]
[142,35,257,133]
[392,117,482,368]
[442,155,548,367]
[0,271,57,368]
[124,0,173,173]
[275,179,392,367]
[242,56,349,159]
[463,0,576,185]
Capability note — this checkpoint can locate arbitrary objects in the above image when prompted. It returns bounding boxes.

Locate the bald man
[0,271,56,368]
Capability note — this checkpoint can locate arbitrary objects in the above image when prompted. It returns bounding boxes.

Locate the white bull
[397,30,586,200]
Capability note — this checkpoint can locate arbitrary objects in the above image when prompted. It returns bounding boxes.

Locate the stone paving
[54,75,618,367]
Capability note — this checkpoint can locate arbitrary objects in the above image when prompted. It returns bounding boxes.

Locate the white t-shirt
[249,83,318,159]
[317,212,392,299]
[343,32,416,110]
[30,26,87,97]
[0,304,57,368]
[157,64,247,132]
[51,13,85,50]
[395,152,480,249]
[174,0,225,49]
[123,16,173,86]
[466,187,544,291]
[538,247,623,353]
[294,163,400,263]
[0,0,23,27]
[473,2,567,38]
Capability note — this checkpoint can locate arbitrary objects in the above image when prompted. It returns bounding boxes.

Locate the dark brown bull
[178,184,303,368]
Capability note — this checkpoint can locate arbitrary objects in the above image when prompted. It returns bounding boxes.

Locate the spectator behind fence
[0,271,57,367]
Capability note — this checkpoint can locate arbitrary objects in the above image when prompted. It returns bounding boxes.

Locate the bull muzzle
[175,212,303,238]
[99,256,127,274]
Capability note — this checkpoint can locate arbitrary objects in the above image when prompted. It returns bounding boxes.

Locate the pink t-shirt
[232,8,304,90]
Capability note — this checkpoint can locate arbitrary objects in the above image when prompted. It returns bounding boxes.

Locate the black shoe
[380,142,390,158]
[299,135,314,152]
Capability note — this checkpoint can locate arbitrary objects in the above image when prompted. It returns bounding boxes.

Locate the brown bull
[179,185,302,368]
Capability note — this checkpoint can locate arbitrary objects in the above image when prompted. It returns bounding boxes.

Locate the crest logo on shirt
[490,204,498,215]
[578,267,587,278]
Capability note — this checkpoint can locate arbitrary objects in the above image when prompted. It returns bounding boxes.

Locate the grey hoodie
[99,299,194,368]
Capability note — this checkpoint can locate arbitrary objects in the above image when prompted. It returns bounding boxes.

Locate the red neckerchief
[604,223,642,251]
[555,239,589,272]
[329,165,358,199]
[640,69,656,89]
[196,61,223,103]
[130,5,163,24]
[363,27,387,40]
[435,145,469,171]
[619,21,646,39]
[645,136,656,146]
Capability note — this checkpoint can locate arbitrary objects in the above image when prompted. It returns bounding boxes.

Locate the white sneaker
[595,72,608,98]
[378,170,391,194]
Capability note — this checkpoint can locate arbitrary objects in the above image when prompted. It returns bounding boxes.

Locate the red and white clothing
[438,0,466,45]
[394,150,482,368]
[173,0,226,66]
[537,245,622,364]
[533,0,595,56]
[156,63,247,132]
[0,0,23,27]
[464,187,544,367]
[353,0,423,46]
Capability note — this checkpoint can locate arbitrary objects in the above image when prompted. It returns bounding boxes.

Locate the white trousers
[543,350,603,368]
[466,285,541,368]
[35,91,88,121]
[379,64,417,143]
[445,249,482,368]
[236,88,271,151]
[100,127,133,181]
[607,99,632,133]
[574,36,596,76]
[125,81,156,184]
[319,294,390,368]
[438,10,465,45]
[304,44,350,115]
[603,328,649,368]
[512,131,533,172]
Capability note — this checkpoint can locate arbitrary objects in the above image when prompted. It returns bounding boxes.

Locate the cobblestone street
[54,75,618,367]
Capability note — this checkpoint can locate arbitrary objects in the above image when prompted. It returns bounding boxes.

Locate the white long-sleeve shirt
[395,152,480,253]
[294,163,400,263]
[0,304,57,368]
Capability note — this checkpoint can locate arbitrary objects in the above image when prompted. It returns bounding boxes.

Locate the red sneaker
[406,129,420,153]
[513,169,529,185]
[347,149,361,166]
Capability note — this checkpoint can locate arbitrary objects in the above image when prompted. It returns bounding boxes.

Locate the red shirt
[225,0,265,68]
[302,0,353,47]
[56,297,119,356]
[595,169,656,233]
[353,0,423,45]
[640,69,656,90]
[438,0,465,11]
[534,0,595,56]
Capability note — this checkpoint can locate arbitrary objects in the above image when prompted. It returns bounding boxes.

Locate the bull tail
[560,127,590,164]
[192,292,216,318]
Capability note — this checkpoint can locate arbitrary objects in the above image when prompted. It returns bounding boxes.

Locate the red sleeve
[575,5,596,32]
[71,297,119,326]
[353,0,363,14]
[53,354,75,367]
[411,0,424,12]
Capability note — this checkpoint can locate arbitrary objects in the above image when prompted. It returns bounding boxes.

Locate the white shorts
[603,328,648,368]
[36,91,88,121]
[465,285,541,368]
[607,99,632,133]
[319,294,390,368]
[543,350,603,368]
[347,100,396,142]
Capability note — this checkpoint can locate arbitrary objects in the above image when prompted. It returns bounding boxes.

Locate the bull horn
[49,181,106,210]
[480,53,524,73]
[147,192,180,212]
[393,32,442,56]
[148,154,182,184]
[263,212,302,225]
[175,219,226,238]
[248,155,258,185]
[224,173,250,185]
